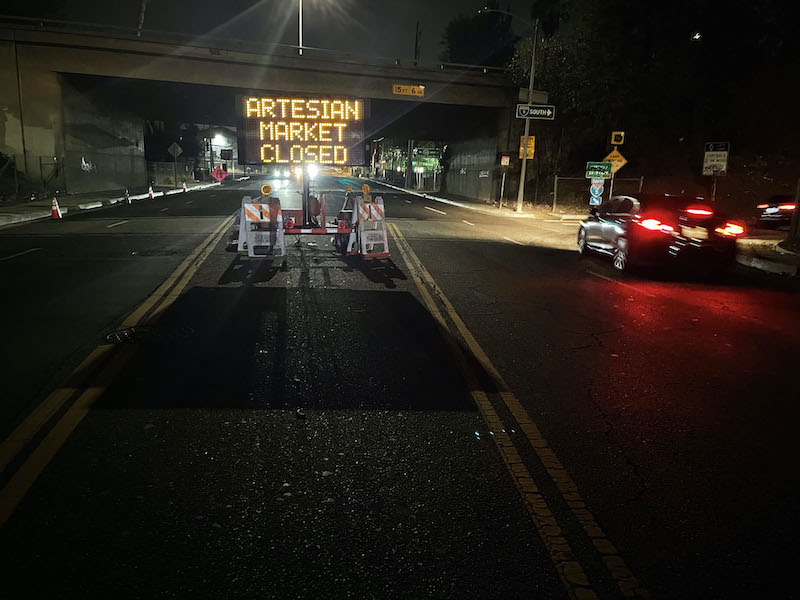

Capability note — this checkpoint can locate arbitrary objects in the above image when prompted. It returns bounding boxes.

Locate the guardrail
[0,14,505,75]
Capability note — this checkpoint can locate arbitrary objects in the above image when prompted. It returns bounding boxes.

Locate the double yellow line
[0,214,235,527]
[387,223,650,600]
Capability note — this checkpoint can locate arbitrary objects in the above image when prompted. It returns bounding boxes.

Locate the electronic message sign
[239,96,365,166]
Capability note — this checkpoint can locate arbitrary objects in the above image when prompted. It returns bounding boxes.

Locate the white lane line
[424,206,447,215]
[587,269,656,298]
[543,219,564,222]
[405,200,412,204]
[106,220,129,229]
[160,207,169,212]
[503,236,524,245]
[462,220,475,226]
[185,200,194,204]
[0,248,42,262]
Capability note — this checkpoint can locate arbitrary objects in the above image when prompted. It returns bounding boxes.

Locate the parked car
[756,195,796,228]
[577,194,745,271]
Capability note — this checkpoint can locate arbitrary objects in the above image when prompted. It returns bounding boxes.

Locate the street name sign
[393,84,425,97]
[703,142,729,176]
[602,148,628,174]
[586,162,612,179]
[516,104,556,120]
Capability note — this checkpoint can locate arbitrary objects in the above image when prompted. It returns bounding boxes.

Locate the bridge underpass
[0,20,548,197]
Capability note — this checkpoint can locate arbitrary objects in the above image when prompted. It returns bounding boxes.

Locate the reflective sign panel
[239,96,365,165]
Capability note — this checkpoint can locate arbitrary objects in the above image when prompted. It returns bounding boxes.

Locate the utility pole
[136,0,149,37]
[413,21,422,65]
[516,20,539,212]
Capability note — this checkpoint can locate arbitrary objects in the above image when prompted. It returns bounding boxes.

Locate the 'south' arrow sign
[516,103,556,120]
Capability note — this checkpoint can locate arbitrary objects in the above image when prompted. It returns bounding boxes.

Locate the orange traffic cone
[148,185,154,199]
[125,188,131,205]
[182,181,187,192]
[51,197,62,219]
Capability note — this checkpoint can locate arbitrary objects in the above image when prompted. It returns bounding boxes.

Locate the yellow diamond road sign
[602,149,627,174]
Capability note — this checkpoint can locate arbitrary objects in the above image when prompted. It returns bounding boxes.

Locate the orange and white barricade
[236,195,285,257]
[347,195,389,259]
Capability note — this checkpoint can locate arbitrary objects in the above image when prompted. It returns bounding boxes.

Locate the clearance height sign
[240,96,365,165]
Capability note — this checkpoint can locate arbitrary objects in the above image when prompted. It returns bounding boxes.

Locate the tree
[439,1,515,66]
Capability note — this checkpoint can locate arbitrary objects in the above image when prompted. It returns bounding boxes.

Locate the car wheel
[613,240,629,272]
[577,227,588,255]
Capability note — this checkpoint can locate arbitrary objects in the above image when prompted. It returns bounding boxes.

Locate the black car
[577,194,744,271]
[756,195,796,228]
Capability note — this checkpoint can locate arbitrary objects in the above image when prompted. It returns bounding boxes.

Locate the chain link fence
[147,160,197,187]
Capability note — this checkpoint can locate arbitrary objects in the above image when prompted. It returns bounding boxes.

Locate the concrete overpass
[0,17,545,194]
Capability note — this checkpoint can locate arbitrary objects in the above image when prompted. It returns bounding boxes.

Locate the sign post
[168,142,183,188]
[499,155,510,209]
[703,142,729,202]
[515,19,540,213]
[602,147,628,197]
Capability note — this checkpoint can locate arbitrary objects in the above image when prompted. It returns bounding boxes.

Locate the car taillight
[638,218,675,233]
[777,203,796,211]
[756,204,769,209]
[714,222,745,236]
[686,206,714,216]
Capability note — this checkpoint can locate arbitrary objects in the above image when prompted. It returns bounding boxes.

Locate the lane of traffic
[388,204,800,598]
[0,222,567,599]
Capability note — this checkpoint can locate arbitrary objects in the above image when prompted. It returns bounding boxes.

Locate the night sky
[6,0,535,63]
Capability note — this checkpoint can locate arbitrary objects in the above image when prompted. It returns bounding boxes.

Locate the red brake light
[756,204,769,209]
[686,206,714,216]
[638,218,674,233]
[714,222,745,236]
[777,203,796,211]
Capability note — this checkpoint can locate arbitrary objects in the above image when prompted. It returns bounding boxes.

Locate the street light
[479,8,539,212]
[298,0,303,55]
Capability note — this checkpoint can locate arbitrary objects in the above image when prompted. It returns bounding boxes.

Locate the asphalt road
[1,174,798,599]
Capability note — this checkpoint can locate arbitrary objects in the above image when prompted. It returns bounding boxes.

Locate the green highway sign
[585,162,612,179]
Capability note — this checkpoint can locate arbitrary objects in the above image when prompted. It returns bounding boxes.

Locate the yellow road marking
[0,346,135,527]
[0,215,235,525]
[389,222,650,599]
[120,216,234,328]
[147,216,234,323]
[0,345,114,473]
[389,223,597,600]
